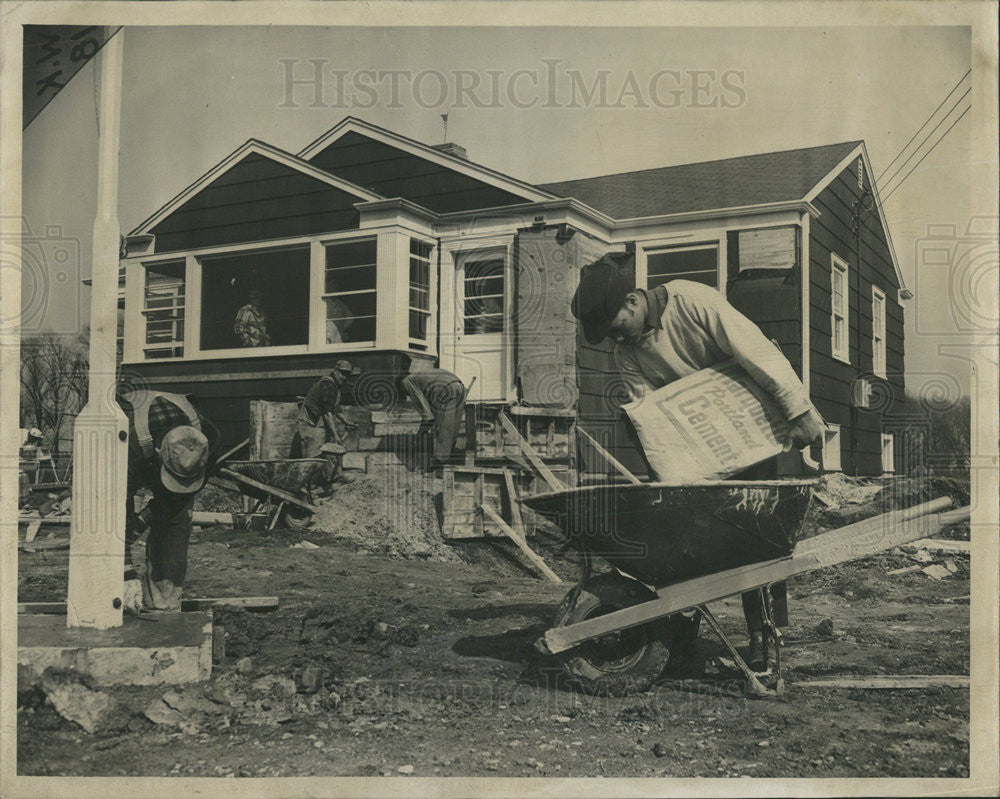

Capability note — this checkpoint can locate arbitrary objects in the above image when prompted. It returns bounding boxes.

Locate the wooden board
[794,675,969,690]
[540,502,968,655]
[249,400,300,460]
[19,597,279,615]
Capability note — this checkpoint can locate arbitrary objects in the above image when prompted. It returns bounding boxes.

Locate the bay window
[142,260,185,359]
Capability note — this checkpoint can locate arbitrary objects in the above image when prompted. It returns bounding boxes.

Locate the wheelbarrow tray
[521,479,817,586]
[224,459,328,493]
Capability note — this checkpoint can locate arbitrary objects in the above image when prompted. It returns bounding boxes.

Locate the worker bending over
[398,356,467,464]
[120,390,220,614]
[571,253,824,670]
[296,360,360,483]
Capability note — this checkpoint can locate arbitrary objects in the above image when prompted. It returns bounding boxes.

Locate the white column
[67,30,129,629]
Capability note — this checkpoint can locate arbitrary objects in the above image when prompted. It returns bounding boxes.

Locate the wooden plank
[20,539,69,552]
[576,426,641,485]
[216,437,250,465]
[503,468,528,537]
[19,597,280,615]
[24,520,42,543]
[481,504,562,584]
[219,467,318,513]
[794,675,969,690]
[904,538,970,554]
[541,502,967,654]
[498,411,566,492]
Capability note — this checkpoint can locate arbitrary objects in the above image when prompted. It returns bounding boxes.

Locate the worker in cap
[572,253,825,671]
[295,360,361,484]
[118,390,220,614]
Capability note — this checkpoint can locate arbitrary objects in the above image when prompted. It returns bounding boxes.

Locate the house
[122,117,908,476]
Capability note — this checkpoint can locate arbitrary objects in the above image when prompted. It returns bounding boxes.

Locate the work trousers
[401,373,465,462]
[135,487,195,611]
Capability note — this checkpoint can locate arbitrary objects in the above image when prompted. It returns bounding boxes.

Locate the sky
[20,23,980,398]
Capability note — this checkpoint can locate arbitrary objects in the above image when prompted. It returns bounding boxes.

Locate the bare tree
[20,332,89,459]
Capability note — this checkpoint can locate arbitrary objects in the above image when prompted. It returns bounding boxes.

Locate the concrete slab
[19,611,213,686]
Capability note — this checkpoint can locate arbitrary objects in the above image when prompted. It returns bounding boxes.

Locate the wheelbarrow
[521,480,969,697]
[221,458,329,530]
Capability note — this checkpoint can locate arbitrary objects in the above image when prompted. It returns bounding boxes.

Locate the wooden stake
[498,412,566,492]
[481,503,562,583]
[576,426,641,484]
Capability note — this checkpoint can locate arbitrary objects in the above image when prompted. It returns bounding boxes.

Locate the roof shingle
[538,141,862,219]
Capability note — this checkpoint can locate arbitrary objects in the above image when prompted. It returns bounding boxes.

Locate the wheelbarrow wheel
[283,506,312,530]
[554,572,670,696]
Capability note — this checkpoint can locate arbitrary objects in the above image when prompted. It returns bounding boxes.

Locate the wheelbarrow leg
[759,586,785,693]
[698,605,770,698]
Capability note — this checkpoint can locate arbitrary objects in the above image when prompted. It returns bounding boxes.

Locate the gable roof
[538,141,862,220]
[129,139,384,237]
[297,117,559,212]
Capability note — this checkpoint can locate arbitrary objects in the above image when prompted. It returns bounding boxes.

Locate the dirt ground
[17,472,970,779]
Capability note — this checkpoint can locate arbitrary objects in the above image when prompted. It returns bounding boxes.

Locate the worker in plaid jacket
[118,389,220,613]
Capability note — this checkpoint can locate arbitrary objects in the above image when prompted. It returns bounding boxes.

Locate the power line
[881,104,970,204]
[880,87,971,195]
[877,69,970,181]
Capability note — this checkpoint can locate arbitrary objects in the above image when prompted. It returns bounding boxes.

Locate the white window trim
[638,240,723,293]
[830,254,850,364]
[881,432,895,473]
[872,285,887,378]
[139,259,186,361]
[407,237,437,351]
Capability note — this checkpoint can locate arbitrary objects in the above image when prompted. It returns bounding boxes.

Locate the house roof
[538,141,863,220]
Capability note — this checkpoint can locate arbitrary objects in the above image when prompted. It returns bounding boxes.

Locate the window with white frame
[881,432,895,473]
[644,244,719,289]
[324,238,377,344]
[463,255,505,334]
[830,254,849,363]
[872,285,886,377]
[200,247,310,350]
[408,239,433,348]
[142,260,185,359]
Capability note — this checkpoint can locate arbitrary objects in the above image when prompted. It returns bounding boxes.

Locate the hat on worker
[330,359,361,380]
[156,425,209,494]
[571,253,635,345]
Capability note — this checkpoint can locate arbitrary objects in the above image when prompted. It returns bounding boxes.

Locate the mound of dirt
[308,468,459,562]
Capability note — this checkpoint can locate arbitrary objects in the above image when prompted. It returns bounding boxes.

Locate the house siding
[809,157,904,475]
[151,153,363,253]
[306,131,530,214]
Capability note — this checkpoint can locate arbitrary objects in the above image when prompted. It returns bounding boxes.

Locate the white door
[453,250,507,401]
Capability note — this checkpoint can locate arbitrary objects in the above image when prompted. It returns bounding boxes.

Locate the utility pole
[66,29,129,629]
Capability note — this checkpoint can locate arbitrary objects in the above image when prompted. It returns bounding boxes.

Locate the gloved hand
[787,407,826,448]
[123,578,143,615]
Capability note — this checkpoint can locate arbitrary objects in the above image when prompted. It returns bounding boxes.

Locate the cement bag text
[623,360,791,482]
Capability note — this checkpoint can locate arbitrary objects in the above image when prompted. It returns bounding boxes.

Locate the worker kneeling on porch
[571,253,825,670]
[120,390,220,614]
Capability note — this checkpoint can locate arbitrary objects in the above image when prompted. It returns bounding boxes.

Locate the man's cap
[571,253,635,345]
[331,359,361,378]
[156,425,209,494]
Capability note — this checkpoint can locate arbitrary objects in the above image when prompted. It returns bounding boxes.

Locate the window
[409,239,433,348]
[881,433,895,473]
[142,261,185,359]
[644,244,718,289]
[830,254,849,363]
[737,226,796,271]
[872,286,886,377]
[200,247,310,350]
[463,255,505,334]
[325,238,377,344]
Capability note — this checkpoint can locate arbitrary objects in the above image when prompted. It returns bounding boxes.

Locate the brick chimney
[431,142,467,160]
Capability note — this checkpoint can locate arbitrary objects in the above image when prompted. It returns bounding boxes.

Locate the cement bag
[623,359,791,483]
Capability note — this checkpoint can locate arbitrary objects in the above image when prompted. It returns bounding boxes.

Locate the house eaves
[128,139,385,237]
[297,116,560,207]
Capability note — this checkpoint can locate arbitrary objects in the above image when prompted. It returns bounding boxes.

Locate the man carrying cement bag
[571,253,824,669]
